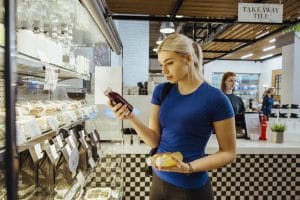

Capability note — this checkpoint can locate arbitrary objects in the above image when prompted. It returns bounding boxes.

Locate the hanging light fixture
[160,22,175,34]
[156,34,165,45]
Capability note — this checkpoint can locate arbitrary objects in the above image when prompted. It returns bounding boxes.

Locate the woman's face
[225,76,236,90]
[157,50,190,84]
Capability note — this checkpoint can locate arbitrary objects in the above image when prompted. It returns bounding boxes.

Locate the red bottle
[104,87,133,113]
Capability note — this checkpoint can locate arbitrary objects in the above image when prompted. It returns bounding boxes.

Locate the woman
[108,33,236,200]
[220,72,245,115]
[262,87,274,117]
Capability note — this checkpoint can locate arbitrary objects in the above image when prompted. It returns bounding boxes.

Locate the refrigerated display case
[0,0,124,199]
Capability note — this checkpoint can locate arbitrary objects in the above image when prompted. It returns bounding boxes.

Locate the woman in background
[262,87,274,118]
[220,72,245,115]
[221,72,246,137]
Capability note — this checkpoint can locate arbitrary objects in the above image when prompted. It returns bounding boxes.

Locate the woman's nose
[162,65,168,74]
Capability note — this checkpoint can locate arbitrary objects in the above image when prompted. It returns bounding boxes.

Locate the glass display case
[0,0,124,199]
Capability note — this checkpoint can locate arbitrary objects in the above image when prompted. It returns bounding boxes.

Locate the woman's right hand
[107,100,133,120]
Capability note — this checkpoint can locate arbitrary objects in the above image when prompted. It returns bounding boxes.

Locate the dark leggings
[150,173,214,200]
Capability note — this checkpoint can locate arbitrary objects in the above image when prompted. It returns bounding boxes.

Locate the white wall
[116,20,149,86]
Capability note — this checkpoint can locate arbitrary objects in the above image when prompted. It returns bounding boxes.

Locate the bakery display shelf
[17,119,85,153]
[0,46,90,81]
[63,169,94,200]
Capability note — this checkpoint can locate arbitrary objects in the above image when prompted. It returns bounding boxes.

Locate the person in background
[220,72,246,137]
[108,33,236,200]
[262,87,274,118]
[220,72,245,114]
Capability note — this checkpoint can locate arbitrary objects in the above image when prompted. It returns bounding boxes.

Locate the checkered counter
[88,154,299,200]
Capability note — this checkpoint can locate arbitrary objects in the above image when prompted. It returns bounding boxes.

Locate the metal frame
[4,0,18,199]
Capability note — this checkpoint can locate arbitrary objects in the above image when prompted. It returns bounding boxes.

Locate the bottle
[152,152,183,168]
[104,87,133,113]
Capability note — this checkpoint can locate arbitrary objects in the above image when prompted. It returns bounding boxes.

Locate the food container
[84,187,111,200]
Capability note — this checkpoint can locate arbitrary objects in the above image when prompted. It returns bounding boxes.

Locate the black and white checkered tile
[88,154,299,200]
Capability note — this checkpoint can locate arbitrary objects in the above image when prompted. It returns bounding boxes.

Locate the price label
[50,144,59,160]
[67,136,76,149]
[68,148,79,173]
[44,66,58,91]
[54,135,64,149]
[88,157,96,169]
[34,144,43,159]
[65,143,72,156]
[27,119,42,138]
[47,116,59,131]
[76,171,85,186]
[61,112,72,125]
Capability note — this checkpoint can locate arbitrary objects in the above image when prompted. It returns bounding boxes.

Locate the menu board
[244,112,260,134]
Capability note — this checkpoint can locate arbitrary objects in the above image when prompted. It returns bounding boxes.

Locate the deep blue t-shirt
[151,81,234,189]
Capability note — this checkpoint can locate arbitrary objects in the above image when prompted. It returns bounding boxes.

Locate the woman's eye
[166,62,173,66]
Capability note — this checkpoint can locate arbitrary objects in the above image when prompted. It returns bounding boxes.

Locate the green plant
[270,123,286,133]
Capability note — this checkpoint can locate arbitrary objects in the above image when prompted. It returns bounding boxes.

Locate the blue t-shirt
[151,82,234,189]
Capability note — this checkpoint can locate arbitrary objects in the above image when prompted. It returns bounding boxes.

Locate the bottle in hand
[104,87,133,114]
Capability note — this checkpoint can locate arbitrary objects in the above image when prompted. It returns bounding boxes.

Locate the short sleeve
[151,83,167,106]
[211,90,235,122]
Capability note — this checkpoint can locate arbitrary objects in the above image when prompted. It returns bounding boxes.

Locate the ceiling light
[156,34,164,45]
[241,53,253,59]
[153,48,158,52]
[160,22,175,34]
[255,31,269,39]
[260,54,273,59]
[269,38,276,43]
[175,15,184,18]
[263,45,275,51]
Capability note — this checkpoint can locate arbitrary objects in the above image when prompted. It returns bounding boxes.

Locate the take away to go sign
[238,3,283,23]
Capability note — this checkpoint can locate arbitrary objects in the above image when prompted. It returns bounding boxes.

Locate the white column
[281,35,300,105]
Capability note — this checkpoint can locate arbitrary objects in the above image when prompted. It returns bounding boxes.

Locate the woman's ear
[186,54,193,64]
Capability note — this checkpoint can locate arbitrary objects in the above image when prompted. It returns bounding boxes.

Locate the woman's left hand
[153,156,191,174]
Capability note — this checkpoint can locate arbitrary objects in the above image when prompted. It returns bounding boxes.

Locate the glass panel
[0,0,6,198]
[212,73,260,108]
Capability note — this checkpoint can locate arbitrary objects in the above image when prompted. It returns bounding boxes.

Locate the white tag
[88,157,96,168]
[44,66,58,91]
[47,116,59,131]
[67,136,76,149]
[27,119,42,138]
[61,112,72,125]
[65,143,72,156]
[68,148,79,173]
[76,171,85,186]
[55,135,64,149]
[50,144,59,160]
[34,144,43,159]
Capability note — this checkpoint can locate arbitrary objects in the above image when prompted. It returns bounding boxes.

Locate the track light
[160,22,175,34]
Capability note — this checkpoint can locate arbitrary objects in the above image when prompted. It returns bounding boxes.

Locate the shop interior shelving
[0,45,90,81]
[17,119,85,153]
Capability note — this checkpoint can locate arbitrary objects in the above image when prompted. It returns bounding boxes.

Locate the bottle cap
[104,87,112,96]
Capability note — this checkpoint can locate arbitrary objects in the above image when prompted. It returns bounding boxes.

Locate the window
[211,73,260,101]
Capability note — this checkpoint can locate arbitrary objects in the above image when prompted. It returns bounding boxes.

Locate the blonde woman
[108,33,236,200]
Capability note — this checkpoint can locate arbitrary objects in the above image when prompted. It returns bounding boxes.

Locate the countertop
[101,132,300,155]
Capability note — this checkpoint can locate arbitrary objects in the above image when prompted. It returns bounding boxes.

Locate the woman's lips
[166,76,173,80]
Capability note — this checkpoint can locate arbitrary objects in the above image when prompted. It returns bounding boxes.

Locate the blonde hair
[157,33,203,80]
